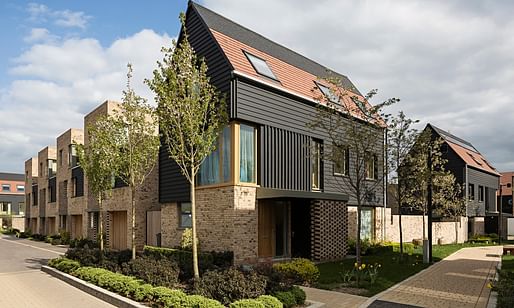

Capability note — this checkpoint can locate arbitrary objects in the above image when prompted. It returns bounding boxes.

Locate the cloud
[26,2,91,29]
[0,29,172,173]
[24,27,59,43]
[204,0,514,171]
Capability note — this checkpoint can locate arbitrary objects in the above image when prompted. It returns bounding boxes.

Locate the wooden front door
[258,200,273,257]
[71,215,82,239]
[146,210,161,246]
[110,211,127,250]
[258,200,290,258]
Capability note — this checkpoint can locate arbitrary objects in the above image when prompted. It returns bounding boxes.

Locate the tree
[113,64,160,260]
[433,173,466,243]
[387,111,418,262]
[308,76,397,271]
[76,117,121,252]
[146,14,227,279]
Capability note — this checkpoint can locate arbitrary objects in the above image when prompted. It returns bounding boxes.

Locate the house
[426,124,500,236]
[159,2,385,264]
[0,172,25,230]
[497,172,513,216]
[24,100,159,251]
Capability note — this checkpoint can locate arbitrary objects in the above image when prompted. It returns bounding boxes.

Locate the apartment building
[0,172,25,230]
[24,100,159,251]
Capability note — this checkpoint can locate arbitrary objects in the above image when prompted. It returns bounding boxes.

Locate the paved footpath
[0,234,114,308]
[366,246,502,308]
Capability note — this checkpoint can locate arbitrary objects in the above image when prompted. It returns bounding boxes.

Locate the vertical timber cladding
[260,126,311,190]
[310,199,348,261]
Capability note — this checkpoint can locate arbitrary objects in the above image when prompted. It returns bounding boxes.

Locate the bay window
[240,124,256,183]
[198,126,231,185]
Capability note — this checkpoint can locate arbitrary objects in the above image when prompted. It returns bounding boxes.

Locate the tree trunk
[98,195,104,252]
[131,186,136,260]
[455,220,459,244]
[356,202,362,286]
[191,176,200,280]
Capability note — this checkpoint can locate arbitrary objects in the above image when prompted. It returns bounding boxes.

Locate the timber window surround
[197,123,258,187]
[468,183,475,200]
[311,140,322,190]
[365,152,378,180]
[244,51,278,81]
[478,185,484,202]
[179,202,192,228]
[334,147,350,176]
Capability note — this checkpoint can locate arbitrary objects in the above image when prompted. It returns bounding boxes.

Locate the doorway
[110,211,127,250]
[258,200,290,258]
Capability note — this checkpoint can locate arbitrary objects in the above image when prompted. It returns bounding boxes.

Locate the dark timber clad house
[159,1,385,264]
[426,124,500,236]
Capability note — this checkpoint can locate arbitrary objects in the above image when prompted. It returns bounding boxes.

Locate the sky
[1,1,514,174]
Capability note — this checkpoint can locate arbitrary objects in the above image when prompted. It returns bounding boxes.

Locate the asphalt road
[0,234,115,308]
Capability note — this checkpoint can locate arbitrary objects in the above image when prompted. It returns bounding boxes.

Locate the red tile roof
[446,141,500,176]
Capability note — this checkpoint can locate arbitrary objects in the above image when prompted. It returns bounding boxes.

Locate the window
[48,159,57,178]
[334,147,350,176]
[198,126,232,185]
[40,162,43,177]
[240,124,257,183]
[16,185,25,192]
[365,153,378,180]
[69,144,78,167]
[179,202,192,228]
[32,189,38,206]
[72,178,77,197]
[311,140,322,190]
[63,180,68,198]
[468,183,475,200]
[2,184,10,192]
[18,202,25,215]
[478,185,484,202]
[316,82,339,103]
[244,51,278,80]
[59,149,63,166]
[0,202,10,214]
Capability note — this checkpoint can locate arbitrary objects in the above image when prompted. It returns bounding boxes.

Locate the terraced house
[159,2,385,264]
[0,172,25,230]
[24,100,159,251]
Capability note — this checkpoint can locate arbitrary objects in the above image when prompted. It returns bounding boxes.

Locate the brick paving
[302,286,368,307]
[367,246,502,308]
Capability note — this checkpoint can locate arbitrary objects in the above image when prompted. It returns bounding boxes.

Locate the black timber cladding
[236,78,384,206]
[71,167,84,197]
[159,145,190,203]
[191,2,360,94]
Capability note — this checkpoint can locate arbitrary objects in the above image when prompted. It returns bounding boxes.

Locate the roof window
[316,82,339,103]
[244,51,278,80]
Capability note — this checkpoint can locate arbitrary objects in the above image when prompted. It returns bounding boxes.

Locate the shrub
[143,246,233,279]
[256,295,282,308]
[180,228,197,251]
[55,259,80,274]
[30,233,46,241]
[290,286,306,305]
[195,267,266,305]
[65,248,102,266]
[69,237,98,249]
[273,258,319,286]
[60,230,71,245]
[230,299,265,308]
[122,256,179,288]
[254,263,292,294]
[182,295,224,308]
[273,291,296,308]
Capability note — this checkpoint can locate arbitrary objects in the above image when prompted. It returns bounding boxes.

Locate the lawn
[316,242,498,297]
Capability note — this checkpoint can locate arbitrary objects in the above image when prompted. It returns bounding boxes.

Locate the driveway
[0,234,114,307]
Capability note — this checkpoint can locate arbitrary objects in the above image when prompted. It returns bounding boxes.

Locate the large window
[468,183,475,200]
[69,144,78,167]
[18,202,25,215]
[240,124,256,183]
[179,202,192,228]
[48,159,57,178]
[334,147,349,176]
[311,140,322,190]
[198,126,231,185]
[478,185,484,202]
[0,202,10,214]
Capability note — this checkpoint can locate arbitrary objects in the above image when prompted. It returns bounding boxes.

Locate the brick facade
[310,199,348,261]
[161,185,258,264]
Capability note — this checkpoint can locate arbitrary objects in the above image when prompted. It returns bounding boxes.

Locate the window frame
[197,126,233,186]
[239,123,257,184]
[468,183,475,201]
[16,184,25,192]
[311,140,322,191]
[243,51,279,81]
[478,185,484,202]
[1,184,11,192]
[365,152,378,180]
[178,202,192,229]
[333,147,350,177]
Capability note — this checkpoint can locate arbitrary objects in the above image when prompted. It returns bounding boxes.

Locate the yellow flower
[361,264,366,269]
[487,282,493,289]
[378,264,382,268]
[354,262,358,268]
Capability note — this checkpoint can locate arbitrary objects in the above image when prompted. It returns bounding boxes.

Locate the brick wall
[161,185,258,264]
[310,199,348,261]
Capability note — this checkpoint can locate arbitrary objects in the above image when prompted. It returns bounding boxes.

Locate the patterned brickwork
[310,199,348,261]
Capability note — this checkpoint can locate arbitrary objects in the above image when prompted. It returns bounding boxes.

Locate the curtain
[222,127,231,182]
[199,146,220,185]
[240,124,255,183]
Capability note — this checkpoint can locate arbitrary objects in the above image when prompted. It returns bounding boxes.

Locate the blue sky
[1,0,514,174]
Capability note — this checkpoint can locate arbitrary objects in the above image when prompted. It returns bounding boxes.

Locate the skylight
[244,51,278,80]
[316,82,339,103]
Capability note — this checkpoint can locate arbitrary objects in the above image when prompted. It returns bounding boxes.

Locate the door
[71,215,82,239]
[110,211,127,250]
[258,200,290,258]
[146,211,161,246]
[258,200,273,257]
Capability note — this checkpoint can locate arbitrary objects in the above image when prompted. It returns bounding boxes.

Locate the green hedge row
[48,258,224,307]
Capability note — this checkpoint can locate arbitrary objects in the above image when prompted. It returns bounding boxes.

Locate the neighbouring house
[24,100,159,251]
[158,2,385,264]
[497,172,513,216]
[426,124,500,237]
[0,172,25,231]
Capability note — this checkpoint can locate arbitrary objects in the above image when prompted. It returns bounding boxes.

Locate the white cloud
[24,27,59,43]
[204,0,514,171]
[26,2,91,29]
[0,29,172,173]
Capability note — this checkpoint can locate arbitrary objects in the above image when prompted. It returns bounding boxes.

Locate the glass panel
[311,142,320,189]
[240,124,256,183]
[199,146,220,185]
[180,202,192,228]
[360,208,373,240]
[245,52,278,80]
[222,127,231,182]
[198,126,231,185]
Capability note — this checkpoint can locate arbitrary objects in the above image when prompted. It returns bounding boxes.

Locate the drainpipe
[383,128,388,242]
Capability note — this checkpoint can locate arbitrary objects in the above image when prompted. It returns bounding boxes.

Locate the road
[0,234,114,308]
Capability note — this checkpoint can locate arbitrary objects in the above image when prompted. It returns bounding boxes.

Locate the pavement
[0,234,115,308]
[304,246,502,308]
